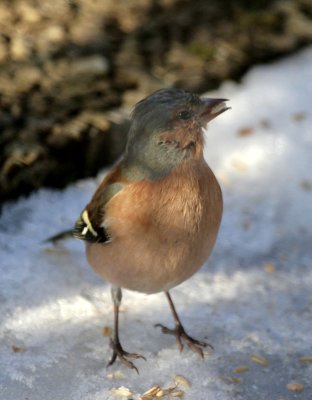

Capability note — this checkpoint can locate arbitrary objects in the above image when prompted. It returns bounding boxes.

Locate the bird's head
[123,88,229,180]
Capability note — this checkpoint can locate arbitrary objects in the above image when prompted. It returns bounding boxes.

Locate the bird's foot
[155,323,213,358]
[107,338,146,374]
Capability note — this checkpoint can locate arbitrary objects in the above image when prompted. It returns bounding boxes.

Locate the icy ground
[1,48,312,400]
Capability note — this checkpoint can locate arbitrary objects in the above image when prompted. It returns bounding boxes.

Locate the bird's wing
[73,164,125,244]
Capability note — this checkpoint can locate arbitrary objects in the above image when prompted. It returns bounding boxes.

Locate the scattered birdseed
[292,112,307,122]
[163,386,179,397]
[111,386,133,398]
[263,262,276,273]
[223,376,242,384]
[299,356,312,364]
[102,326,112,337]
[140,384,182,399]
[287,383,304,393]
[174,375,191,390]
[11,345,26,353]
[170,390,185,397]
[234,365,250,373]
[249,354,269,367]
[142,386,162,397]
[107,370,126,380]
[238,127,254,137]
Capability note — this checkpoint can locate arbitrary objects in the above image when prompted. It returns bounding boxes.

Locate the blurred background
[1,0,312,204]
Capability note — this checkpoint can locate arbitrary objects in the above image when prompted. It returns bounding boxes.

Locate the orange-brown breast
[86,158,223,294]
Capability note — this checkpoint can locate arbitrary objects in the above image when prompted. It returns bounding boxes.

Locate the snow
[1,47,312,399]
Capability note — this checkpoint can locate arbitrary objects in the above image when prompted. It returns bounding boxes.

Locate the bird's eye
[177,110,193,120]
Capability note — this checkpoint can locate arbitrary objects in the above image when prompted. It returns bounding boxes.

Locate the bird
[49,88,229,373]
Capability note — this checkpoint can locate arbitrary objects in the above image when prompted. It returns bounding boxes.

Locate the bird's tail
[43,229,74,243]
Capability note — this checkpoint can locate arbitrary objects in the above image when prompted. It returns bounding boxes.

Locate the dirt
[0,0,311,203]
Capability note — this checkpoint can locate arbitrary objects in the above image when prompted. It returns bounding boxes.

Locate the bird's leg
[155,291,213,358]
[107,286,146,373]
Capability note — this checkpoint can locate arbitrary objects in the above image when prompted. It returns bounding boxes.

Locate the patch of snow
[1,48,312,399]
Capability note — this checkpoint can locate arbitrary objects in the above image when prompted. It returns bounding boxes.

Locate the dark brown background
[1,0,311,203]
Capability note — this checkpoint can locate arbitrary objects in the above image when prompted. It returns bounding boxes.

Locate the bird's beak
[199,98,230,125]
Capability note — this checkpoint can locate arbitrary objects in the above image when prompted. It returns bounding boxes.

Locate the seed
[171,390,185,397]
[299,356,312,364]
[107,370,126,380]
[287,383,304,393]
[234,365,249,373]
[12,345,26,353]
[174,375,191,390]
[250,354,269,367]
[223,376,242,384]
[102,326,112,337]
[263,262,275,273]
[143,386,162,396]
[111,386,133,397]
[292,112,307,122]
[238,127,254,137]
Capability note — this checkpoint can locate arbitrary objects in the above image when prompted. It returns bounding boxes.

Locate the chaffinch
[52,88,229,372]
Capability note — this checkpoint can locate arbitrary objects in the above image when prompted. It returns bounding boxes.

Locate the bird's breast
[86,159,223,294]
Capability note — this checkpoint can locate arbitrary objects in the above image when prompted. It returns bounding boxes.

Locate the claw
[155,323,213,357]
[107,338,146,373]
